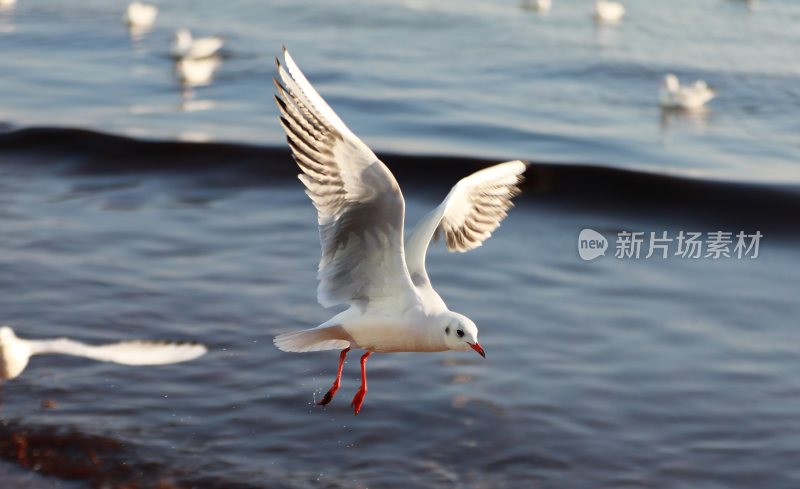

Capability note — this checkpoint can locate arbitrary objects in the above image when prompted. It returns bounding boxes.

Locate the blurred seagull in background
[594,0,625,22]
[171,29,224,60]
[521,0,551,13]
[272,48,527,415]
[659,73,717,110]
[176,57,221,87]
[0,326,207,381]
[125,1,158,28]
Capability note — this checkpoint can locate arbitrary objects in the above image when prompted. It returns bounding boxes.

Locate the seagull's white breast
[341,308,445,353]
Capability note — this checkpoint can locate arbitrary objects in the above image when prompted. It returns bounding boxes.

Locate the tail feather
[273,326,350,353]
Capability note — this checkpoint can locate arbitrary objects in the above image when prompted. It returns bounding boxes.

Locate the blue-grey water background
[1,0,799,487]
[1,0,799,181]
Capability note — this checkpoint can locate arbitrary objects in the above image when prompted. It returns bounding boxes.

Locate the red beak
[469,342,486,358]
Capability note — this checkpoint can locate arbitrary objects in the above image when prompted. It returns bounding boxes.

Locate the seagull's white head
[0,326,30,381]
[0,326,14,340]
[663,73,680,92]
[174,29,192,46]
[440,312,485,358]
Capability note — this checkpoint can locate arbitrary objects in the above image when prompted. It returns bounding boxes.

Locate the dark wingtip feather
[272,76,286,94]
[274,94,288,113]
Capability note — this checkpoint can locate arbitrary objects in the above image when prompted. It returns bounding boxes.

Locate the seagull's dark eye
[445,326,450,335]
[456,329,464,338]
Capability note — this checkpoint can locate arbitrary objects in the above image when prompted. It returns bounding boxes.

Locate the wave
[1,126,798,238]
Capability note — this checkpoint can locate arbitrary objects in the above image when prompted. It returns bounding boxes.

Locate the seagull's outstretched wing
[405,161,526,296]
[1,325,207,380]
[28,338,208,365]
[274,48,417,309]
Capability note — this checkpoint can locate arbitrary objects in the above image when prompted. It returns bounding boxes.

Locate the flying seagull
[272,48,527,415]
[0,326,207,381]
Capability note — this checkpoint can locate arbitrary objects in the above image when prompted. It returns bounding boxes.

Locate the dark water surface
[0,131,799,488]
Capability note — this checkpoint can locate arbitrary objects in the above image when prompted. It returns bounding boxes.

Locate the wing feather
[29,338,207,365]
[405,160,527,301]
[274,48,417,309]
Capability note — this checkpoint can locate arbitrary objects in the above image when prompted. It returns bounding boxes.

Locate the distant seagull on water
[171,29,224,60]
[125,1,158,28]
[659,73,717,110]
[594,0,625,22]
[176,57,221,87]
[272,48,527,415]
[0,326,207,381]
[521,0,552,13]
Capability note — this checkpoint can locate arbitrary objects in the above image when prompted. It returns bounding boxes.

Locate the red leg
[317,347,350,406]
[350,351,372,415]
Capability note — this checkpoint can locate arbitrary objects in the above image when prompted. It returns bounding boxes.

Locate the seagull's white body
[0,326,207,381]
[594,0,625,22]
[176,57,220,87]
[125,1,158,28]
[659,73,717,110]
[272,49,526,414]
[522,0,552,13]
[171,29,224,60]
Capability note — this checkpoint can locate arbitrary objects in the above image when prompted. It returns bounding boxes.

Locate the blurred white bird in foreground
[124,1,158,28]
[594,0,625,22]
[272,48,527,415]
[0,0,17,9]
[171,29,224,60]
[659,73,717,110]
[521,0,551,13]
[0,326,207,381]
